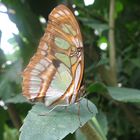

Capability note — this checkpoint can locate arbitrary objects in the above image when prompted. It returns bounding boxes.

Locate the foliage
[0,0,140,140]
[20,99,97,140]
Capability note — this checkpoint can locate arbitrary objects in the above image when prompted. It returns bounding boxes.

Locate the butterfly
[22,4,84,108]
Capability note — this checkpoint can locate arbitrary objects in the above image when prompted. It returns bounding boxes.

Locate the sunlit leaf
[116,1,123,13]
[0,48,6,66]
[8,37,17,45]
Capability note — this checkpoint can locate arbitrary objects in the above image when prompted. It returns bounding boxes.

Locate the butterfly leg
[86,99,93,114]
[77,102,82,127]
[79,93,94,114]
[77,95,93,114]
[65,106,69,113]
[78,85,93,114]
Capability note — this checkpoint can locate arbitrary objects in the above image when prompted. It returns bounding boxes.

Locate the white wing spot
[30,80,41,86]
[35,63,45,71]
[58,10,64,16]
[40,43,48,50]
[54,13,60,18]
[29,86,40,94]
[41,50,46,56]
[40,59,49,68]
[31,71,39,76]
[30,76,42,82]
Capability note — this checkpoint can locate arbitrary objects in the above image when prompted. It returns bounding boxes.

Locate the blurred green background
[0,0,140,140]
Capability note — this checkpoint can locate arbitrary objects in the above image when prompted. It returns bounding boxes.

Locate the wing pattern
[22,5,84,106]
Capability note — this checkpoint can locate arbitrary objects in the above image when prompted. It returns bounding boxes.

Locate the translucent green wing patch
[61,24,76,36]
[55,37,70,49]
[55,53,71,67]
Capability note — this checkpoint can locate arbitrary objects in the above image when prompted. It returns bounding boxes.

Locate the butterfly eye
[71,46,76,52]
[69,47,77,56]
[77,47,82,52]
[69,47,82,57]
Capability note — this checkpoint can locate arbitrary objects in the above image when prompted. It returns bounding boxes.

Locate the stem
[92,117,107,140]
[7,103,22,130]
[80,122,102,140]
[108,0,117,86]
[108,0,140,129]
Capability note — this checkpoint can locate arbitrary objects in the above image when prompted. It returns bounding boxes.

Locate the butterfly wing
[22,4,84,106]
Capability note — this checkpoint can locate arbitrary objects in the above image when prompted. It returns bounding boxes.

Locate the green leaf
[0,78,13,100]
[0,60,22,101]
[0,120,4,140]
[8,37,17,46]
[116,1,123,14]
[131,58,140,68]
[87,82,107,93]
[4,60,22,84]
[107,87,140,103]
[79,17,108,34]
[0,48,6,66]
[20,98,97,140]
[4,125,19,140]
[98,36,107,44]
[5,94,28,104]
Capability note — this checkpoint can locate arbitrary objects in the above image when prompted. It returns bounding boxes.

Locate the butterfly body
[22,4,84,107]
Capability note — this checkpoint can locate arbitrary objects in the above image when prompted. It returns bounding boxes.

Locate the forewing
[22,5,84,106]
